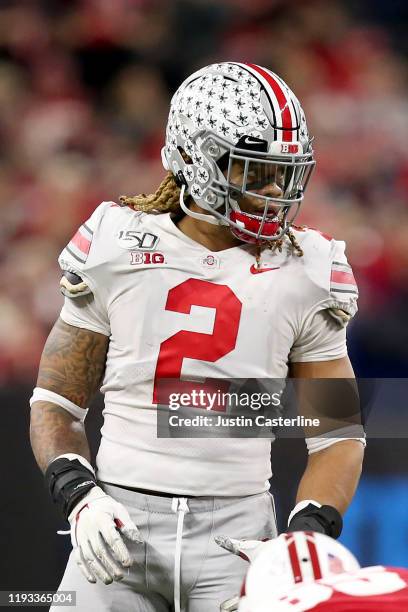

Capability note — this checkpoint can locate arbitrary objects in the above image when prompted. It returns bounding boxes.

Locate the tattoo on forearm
[36,318,108,407]
[30,401,91,473]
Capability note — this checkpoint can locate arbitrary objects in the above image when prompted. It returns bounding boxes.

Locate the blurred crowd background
[1,0,408,586]
[1,0,408,381]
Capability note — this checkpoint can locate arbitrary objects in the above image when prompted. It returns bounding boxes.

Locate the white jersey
[58,202,358,496]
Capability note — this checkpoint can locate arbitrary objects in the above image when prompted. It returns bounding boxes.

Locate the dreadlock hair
[268,228,304,257]
[119,172,182,214]
[253,228,303,268]
[119,173,304,258]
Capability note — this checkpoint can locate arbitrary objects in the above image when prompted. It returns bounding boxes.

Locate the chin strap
[179,185,220,226]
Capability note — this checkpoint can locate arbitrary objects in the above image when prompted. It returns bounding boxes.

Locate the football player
[219,532,408,611]
[30,62,365,611]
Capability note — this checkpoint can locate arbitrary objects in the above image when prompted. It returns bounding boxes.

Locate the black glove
[287,503,343,539]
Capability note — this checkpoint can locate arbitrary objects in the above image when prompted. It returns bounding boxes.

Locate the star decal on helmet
[250,103,262,114]
[219,123,231,136]
[184,140,194,155]
[191,183,202,197]
[236,112,249,126]
[197,167,209,183]
[255,116,268,129]
[184,166,195,182]
[208,116,217,128]
[193,151,204,165]
[248,88,259,100]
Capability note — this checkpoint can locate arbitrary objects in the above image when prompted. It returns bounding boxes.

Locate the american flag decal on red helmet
[330,261,358,297]
[65,223,94,264]
[328,552,346,574]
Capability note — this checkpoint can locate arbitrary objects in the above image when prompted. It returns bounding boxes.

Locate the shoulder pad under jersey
[60,270,92,299]
[293,227,359,327]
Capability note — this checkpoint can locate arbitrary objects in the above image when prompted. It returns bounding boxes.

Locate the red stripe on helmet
[284,534,303,583]
[245,63,293,142]
[305,533,323,580]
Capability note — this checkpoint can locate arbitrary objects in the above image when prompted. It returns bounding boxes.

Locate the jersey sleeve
[60,294,110,336]
[289,238,358,363]
[58,201,113,291]
[57,201,114,336]
[326,239,359,326]
[289,310,347,362]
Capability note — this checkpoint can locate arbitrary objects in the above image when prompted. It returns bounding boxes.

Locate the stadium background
[1,0,408,595]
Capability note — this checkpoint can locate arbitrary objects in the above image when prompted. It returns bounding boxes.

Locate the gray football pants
[52,483,277,612]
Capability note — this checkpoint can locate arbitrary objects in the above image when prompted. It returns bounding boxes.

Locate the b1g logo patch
[281,143,299,154]
[130,251,166,265]
[118,230,159,250]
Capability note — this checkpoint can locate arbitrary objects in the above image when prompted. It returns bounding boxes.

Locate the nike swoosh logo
[250,264,280,275]
[242,136,263,145]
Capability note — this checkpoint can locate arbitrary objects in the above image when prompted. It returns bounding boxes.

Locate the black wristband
[287,503,343,539]
[45,457,97,520]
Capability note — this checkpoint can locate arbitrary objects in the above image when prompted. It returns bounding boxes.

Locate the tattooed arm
[30,318,109,473]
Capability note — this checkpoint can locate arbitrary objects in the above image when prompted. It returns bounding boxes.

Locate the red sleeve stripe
[245,63,293,141]
[284,534,303,583]
[305,533,323,580]
[331,270,356,286]
[71,230,91,255]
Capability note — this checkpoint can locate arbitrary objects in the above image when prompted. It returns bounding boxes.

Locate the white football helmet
[237,532,360,611]
[162,62,315,243]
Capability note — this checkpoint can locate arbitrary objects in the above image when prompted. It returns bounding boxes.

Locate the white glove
[215,535,269,563]
[68,486,143,584]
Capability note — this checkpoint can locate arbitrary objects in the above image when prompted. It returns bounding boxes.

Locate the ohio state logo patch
[199,254,220,268]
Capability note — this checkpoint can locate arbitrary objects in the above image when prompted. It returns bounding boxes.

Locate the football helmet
[236,532,360,611]
[162,62,315,243]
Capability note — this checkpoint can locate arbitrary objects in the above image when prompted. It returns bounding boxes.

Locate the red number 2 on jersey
[153,278,242,407]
